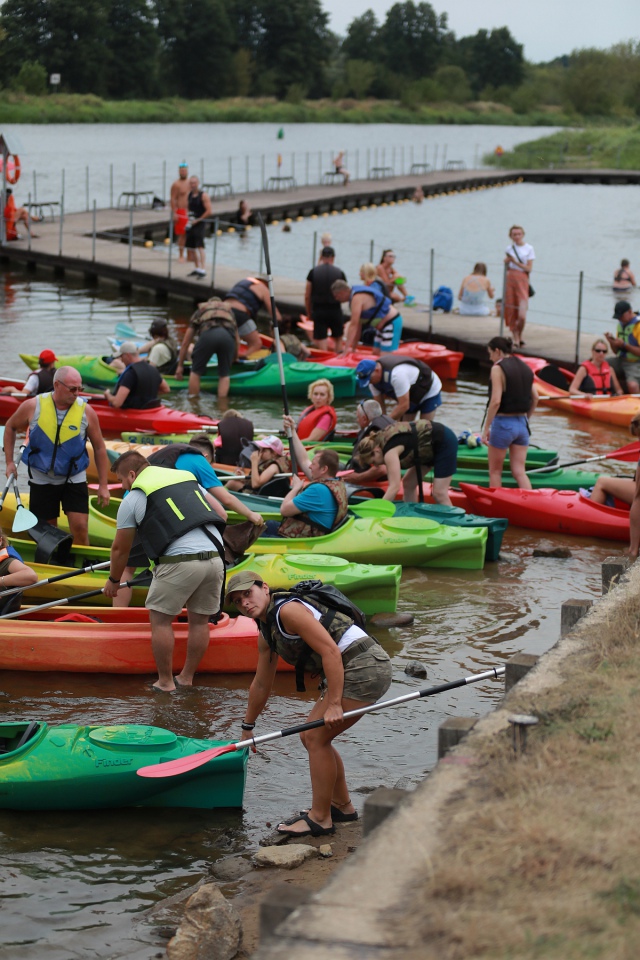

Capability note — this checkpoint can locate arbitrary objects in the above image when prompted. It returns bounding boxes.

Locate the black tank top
[188,191,206,219]
[489,356,533,414]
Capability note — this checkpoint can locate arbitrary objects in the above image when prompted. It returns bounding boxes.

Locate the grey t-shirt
[116,486,223,555]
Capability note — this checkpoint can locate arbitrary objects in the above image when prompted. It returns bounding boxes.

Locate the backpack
[432,285,453,312]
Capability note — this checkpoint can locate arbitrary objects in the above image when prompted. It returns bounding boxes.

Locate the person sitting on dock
[226,568,391,837]
[104,342,170,409]
[376,250,410,304]
[0,349,57,397]
[355,356,442,422]
[332,151,350,185]
[341,399,394,484]
[356,420,457,505]
[260,416,348,538]
[458,263,495,316]
[331,279,403,354]
[613,259,636,292]
[605,301,640,394]
[3,188,40,241]
[223,276,282,358]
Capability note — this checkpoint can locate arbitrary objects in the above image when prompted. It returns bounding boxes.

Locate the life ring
[2,154,21,185]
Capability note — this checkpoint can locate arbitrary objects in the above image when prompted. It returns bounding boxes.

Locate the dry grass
[405,593,640,959]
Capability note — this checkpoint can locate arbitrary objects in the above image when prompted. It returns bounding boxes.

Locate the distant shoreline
[0,93,577,126]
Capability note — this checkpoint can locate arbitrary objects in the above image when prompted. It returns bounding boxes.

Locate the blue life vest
[433,286,453,312]
[350,284,391,325]
[225,279,262,319]
[21,393,89,480]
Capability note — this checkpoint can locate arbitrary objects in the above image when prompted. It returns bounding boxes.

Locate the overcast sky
[323,0,640,62]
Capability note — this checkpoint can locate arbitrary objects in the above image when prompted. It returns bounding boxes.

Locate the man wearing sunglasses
[4,366,110,545]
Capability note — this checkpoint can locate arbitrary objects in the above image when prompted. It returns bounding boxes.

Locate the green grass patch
[486,125,640,169]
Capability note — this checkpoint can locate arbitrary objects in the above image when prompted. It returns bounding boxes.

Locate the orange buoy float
[0,154,21,184]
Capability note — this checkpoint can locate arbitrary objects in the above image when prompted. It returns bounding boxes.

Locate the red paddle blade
[137,742,238,779]
[608,441,640,463]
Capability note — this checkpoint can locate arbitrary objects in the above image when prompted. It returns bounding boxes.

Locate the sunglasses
[57,382,82,393]
[593,348,607,354]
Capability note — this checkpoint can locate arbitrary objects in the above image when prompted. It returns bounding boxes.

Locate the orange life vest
[297,405,337,440]
[581,359,612,395]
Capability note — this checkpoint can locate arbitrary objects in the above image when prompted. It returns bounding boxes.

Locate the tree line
[0,0,638,118]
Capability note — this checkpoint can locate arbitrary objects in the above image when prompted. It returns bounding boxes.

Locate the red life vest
[297,405,337,440]
[581,359,612,395]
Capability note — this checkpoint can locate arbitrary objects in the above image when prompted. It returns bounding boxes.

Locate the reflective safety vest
[617,318,640,363]
[21,393,89,480]
[131,466,225,562]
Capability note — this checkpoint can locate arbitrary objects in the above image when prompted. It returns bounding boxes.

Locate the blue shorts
[432,425,458,478]
[489,415,530,450]
[412,391,442,415]
[375,314,403,352]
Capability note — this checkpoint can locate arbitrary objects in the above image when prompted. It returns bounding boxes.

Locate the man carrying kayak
[260,416,348,538]
[226,570,392,837]
[104,342,170,409]
[4,366,110,545]
[355,356,442,422]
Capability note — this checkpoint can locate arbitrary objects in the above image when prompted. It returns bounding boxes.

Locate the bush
[16,62,47,95]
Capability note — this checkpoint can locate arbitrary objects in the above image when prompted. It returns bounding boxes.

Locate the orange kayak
[520,355,640,427]
[0,608,293,674]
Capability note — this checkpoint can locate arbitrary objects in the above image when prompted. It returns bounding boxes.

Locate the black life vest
[376,355,434,405]
[489,356,533,414]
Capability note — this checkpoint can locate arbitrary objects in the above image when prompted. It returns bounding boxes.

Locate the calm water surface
[0,274,628,959]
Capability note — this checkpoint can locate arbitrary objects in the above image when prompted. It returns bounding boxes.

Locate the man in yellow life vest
[4,366,110,545]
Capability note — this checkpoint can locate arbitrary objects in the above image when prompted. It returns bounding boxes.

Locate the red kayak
[0,379,217,437]
[458,482,629,540]
[322,343,463,381]
[0,608,293,674]
[518,355,640,428]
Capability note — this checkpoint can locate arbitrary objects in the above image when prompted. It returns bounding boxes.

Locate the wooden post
[363,786,409,837]
[438,717,477,758]
[602,556,631,594]
[560,598,593,635]
[505,652,539,692]
[259,884,312,941]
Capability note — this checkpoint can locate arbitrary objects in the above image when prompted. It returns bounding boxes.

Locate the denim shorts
[413,391,442,415]
[342,642,393,702]
[489,415,530,449]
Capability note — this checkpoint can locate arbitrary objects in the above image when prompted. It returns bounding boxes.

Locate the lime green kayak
[11,537,401,614]
[0,721,246,810]
[22,352,357,398]
[435,464,599,492]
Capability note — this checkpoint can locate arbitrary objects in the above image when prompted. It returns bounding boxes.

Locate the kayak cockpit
[0,720,46,757]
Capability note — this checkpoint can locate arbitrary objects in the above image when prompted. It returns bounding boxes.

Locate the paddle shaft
[137,666,505,778]
[527,441,640,474]
[538,393,640,401]
[0,560,111,599]
[0,475,12,510]
[0,572,151,619]
[256,212,298,475]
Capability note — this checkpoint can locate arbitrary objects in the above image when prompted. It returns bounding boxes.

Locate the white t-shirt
[148,342,172,367]
[116,484,223,554]
[371,363,442,402]
[275,599,367,653]
[506,241,535,272]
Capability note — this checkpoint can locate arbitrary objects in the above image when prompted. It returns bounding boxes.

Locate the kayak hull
[458,483,630,540]
[0,721,247,810]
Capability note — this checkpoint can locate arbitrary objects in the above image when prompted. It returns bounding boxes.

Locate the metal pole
[318,151,321,184]
[367,148,370,176]
[261,154,265,189]
[92,200,97,261]
[410,145,414,169]
[61,168,65,205]
[292,152,295,181]
[58,195,64,256]
[355,149,359,181]
[200,158,204,184]
[229,156,232,185]
[245,155,249,193]
[259,229,264,274]
[128,205,133,270]
[162,160,166,200]
[305,151,309,187]
[474,144,479,168]
[110,164,113,208]
[27,191,31,252]
[211,217,219,290]
[85,165,89,212]
[500,264,508,337]
[167,208,174,279]
[574,271,584,365]
[442,144,447,170]
[401,146,404,175]
[133,162,136,193]
[33,169,37,204]
[428,248,434,334]
[369,239,374,262]
[312,231,317,267]
[433,145,439,171]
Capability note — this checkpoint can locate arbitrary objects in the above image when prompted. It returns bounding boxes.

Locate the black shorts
[28,481,89,521]
[312,307,344,340]
[191,325,236,377]
[185,222,206,249]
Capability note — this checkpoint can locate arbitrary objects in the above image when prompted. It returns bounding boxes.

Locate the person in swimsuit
[613,259,636,292]
[170,162,190,261]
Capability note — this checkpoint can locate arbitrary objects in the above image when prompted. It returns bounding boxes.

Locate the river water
[0,270,629,959]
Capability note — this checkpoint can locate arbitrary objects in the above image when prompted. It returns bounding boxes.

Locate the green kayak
[231,492,506,562]
[0,721,247,810]
[22,352,356,398]
[435,464,600,492]
[11,537,401,614]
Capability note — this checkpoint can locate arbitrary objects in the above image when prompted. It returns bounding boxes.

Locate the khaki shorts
[342,642,393,703]
[146,557,224,617]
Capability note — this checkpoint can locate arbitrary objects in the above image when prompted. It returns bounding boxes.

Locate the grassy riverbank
[414,568,640,958]
[487,125,640,169]
[0,92,575,126]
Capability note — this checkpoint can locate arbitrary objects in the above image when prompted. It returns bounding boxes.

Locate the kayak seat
[28,520,73,565]
[0,590,23,616]
[536,364,570,390]
[346,486,384,502]
[259,477,291,498]
[15,721,40,750]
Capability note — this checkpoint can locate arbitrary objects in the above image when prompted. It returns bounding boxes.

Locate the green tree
[16,60,48,94]
[233,48,254,97]
[154,0,235,98]
[46,0,110,95]
[345,59,376,98]
[342,10,381,63]
[251,0,332,98]
[105,0,159,99]
[378,2,451,80]
[562,49,619,115]
[0,0,49,86]
[457,27,524,96]
[433,64,470,102]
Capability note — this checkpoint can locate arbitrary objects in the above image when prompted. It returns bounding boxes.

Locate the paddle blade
[136,742,239,778]
[12,505,38,532]
[608,441,640,463]
[349,499,395,519]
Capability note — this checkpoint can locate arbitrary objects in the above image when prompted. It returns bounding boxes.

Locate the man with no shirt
[170,162,190,261]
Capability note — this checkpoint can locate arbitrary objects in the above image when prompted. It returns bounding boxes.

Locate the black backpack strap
[409,422,425,504]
